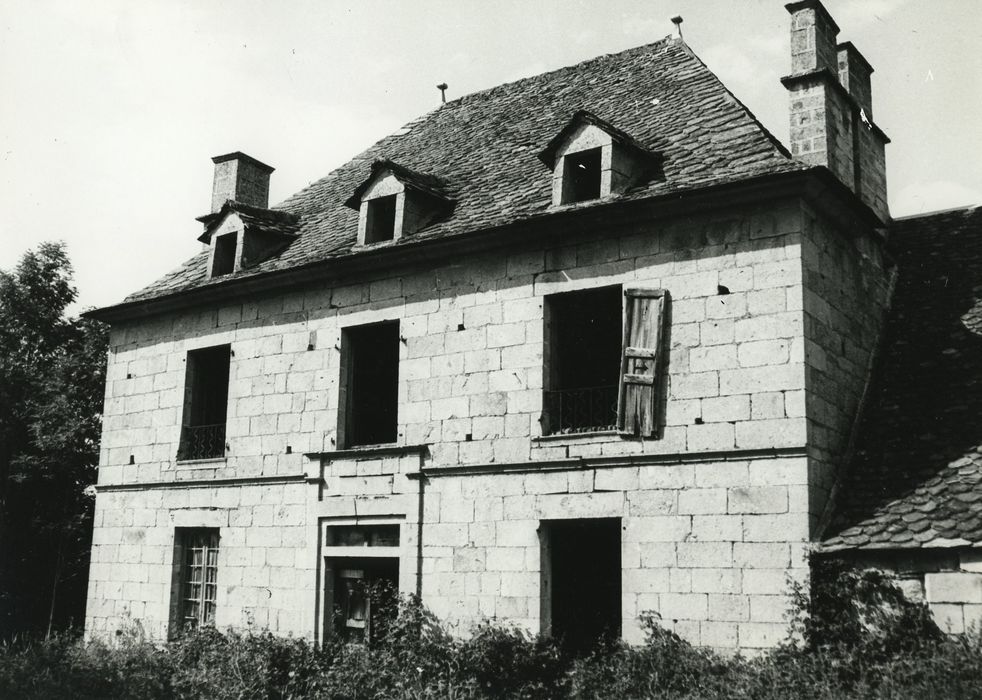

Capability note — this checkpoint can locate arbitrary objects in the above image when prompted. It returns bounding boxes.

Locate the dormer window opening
[212,233,237,277]
[563,148,602,204]
[365,194,397,244]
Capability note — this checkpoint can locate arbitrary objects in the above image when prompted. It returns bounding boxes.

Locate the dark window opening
[176,529,220,632]
[212,233,237,276]
[541,518,621,655]
[365,195,397,244]
[342,321,399,447]
[544,286,621,434]
[562,148,602,204]
[326,557,398,644]
[178,345,230,460]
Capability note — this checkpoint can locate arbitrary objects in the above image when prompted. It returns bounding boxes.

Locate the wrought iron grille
[177,423,226,461]
[544,385,618,435]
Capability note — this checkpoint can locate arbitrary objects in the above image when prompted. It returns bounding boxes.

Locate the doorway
[541,518,621,654]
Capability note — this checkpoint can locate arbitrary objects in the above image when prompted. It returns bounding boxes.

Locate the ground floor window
[540,518,621,654]
[177,529,220,631]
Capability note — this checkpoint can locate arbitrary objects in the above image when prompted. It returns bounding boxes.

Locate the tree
[0,242,108,638]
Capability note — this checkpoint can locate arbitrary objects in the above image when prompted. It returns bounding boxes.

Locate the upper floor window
[544,285,622,434]
[340,321,400,447]
[178,345,230,460]
[543,285,669,437]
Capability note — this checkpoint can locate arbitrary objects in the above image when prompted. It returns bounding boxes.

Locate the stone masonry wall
[86,481,313,639]
[88,196,825,650]
[800,204,890,530]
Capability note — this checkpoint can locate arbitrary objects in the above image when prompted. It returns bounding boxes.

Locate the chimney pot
[786,0,839,75]
[837,41,874,119]
[209,152,274,213]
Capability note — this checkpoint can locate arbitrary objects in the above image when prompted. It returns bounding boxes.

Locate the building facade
[84,1,934,652]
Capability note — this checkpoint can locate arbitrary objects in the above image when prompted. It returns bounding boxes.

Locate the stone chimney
[209,152,275,213]
[781,0,889,222]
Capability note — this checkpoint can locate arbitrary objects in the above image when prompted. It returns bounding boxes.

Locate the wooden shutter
[617,287,668,436]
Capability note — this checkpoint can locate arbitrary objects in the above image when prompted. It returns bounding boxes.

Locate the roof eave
[84,166,877,324]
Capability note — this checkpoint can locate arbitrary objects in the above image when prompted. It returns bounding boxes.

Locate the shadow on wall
[827,207,982,543]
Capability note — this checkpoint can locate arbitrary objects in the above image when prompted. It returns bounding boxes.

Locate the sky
[1,0,980,312]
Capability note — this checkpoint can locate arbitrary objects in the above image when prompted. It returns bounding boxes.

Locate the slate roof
[823,206,982,551]
[121,36,801,305]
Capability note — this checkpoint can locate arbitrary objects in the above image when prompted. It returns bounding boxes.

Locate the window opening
[562,148,602,204]
[544,286,621,434]
[212,232,237,276]
[541,518,621,655]
[178,529,220,631]
[341,321,399,447]
[178,345,230,460]
[326,558,399,644]
[365,195,397,244]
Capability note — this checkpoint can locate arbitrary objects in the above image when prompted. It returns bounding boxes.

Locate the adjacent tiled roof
[121,36,801,305]
[823,206,982,551]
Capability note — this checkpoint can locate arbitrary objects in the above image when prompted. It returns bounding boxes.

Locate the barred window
[179,529,220,629]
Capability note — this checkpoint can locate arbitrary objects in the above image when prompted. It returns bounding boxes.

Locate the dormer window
[346,159,453,247]
[563,147,602,204]
[539,110,662,209]
[211,233,238,277]
[198,201,300,279]
[365,194,397,243]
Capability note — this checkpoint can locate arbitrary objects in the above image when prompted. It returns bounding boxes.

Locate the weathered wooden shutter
[617,287,668,436]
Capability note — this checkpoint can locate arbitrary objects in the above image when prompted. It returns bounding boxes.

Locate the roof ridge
[446,35,677,108]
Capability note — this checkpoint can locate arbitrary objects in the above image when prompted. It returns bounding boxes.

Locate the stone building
[82,1,979,651]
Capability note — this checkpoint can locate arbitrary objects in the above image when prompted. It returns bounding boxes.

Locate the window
[365,195,397,244]
[544,286,622,434]
[562,148,602,204]
[340,321,399,447]
[212,232,237,276]
[177,345,230,460]
[177,529,220,631]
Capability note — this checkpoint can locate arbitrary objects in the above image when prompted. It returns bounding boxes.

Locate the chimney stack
[782,0,889,222]
[209,152,274,213]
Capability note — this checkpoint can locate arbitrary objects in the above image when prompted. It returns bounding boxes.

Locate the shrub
[2,569,981,699]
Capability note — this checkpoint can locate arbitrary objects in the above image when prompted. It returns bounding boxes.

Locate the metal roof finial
[437,83,448,104]
[671,16,684,41]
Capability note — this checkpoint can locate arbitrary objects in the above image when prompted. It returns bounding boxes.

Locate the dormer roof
[537,109,661,168]
[197,200,301,243]
[344,158,453,210]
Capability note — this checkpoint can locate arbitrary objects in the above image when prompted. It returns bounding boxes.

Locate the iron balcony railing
[177,423,226,461]
[544,384,619,435]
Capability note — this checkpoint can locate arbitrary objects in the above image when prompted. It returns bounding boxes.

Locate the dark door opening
[326,557,398,644]
[542,518,621,654]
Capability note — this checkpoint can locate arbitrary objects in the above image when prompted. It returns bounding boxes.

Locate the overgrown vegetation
[2,561,981,699]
